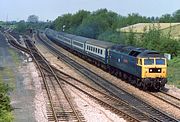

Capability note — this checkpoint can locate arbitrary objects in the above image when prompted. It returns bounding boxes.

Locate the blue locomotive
[45,28,167,91]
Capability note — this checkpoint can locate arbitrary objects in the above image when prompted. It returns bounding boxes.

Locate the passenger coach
[85,39,114,66]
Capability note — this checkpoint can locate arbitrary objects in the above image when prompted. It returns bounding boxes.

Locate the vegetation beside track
[0,40,21,122]
[8,48,20,66]
[168,57,180,88]
[0,79,13,122]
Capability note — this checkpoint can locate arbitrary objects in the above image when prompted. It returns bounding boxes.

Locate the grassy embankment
[0,48,20,122]
[168,57,180,88]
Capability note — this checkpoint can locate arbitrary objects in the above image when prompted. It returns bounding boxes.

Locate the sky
[0,0,180,22]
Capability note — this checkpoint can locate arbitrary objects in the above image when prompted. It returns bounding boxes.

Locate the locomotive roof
[137,50,165,58]
[111,45,164,58]
[86,39,115,48]
[111,45,137,54]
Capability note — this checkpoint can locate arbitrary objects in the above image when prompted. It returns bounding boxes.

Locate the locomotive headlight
[158,69,161,72]
[150,69,152,72]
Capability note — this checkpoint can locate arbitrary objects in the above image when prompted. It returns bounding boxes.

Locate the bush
[0,82,13,122]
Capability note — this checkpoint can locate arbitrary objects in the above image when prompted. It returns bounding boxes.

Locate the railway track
[37,32,179,122]
[6,32,154,122]
[149,90,180,110]
[6,32,147,122]
[160,90,180,101]
[41,65,155,122]
[6,32,84,122]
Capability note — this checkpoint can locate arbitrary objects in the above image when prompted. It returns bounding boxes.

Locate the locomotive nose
[144,67,166,78]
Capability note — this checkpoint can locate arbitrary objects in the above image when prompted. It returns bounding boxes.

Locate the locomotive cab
[137,57,167,90]
[140,58,167,78]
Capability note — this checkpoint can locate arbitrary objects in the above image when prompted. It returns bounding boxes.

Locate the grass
[162,24,180,39]
[118,23,180,39]
[0,78,14,122]
[167,57,180,88]
[0,67,15,89]
[8,48,20,67]
[0,41,20,122]
[0,67,14,122]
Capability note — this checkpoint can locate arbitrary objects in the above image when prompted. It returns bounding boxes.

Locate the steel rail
[24,37,59,122]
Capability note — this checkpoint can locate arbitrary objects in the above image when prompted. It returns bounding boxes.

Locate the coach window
[91,46,92,51]
[98,49,100,54]
[100,50,103,54]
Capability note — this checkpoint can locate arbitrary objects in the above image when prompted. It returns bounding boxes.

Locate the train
[44,28,167,91]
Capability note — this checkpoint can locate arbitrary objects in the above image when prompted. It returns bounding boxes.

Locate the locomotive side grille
[149,68,161,73]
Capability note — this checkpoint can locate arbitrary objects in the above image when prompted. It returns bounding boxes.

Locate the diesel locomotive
[44,28,167,91]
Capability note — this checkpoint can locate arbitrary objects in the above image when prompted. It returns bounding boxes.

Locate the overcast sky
[1,0,180,21]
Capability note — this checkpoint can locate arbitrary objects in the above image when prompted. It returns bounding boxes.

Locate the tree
[159,37,179,56]
[98,30,125,44]
[125,28,137,46]
[159,14,173,22]
[53,13,72,32]
[173,9,180,22]
[141,25,161,50]
[71,10,90,27]
[15,20,26,32]
[27,15,39,23]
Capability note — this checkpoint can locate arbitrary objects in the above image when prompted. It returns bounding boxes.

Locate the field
[162,24,180,39]
[118,23,180,39]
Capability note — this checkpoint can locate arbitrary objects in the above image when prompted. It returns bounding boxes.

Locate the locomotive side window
[137,59,142,65]
[140,59,142,65]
